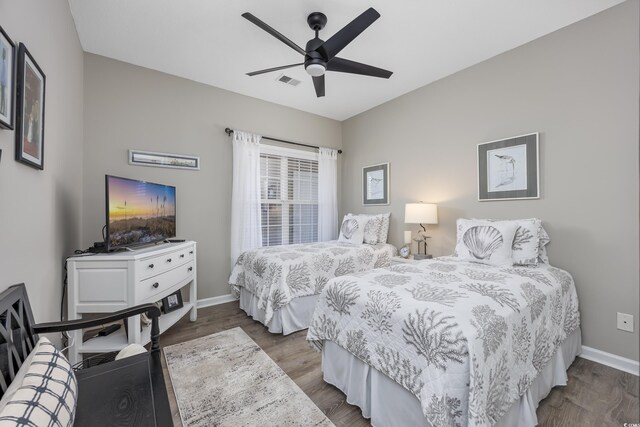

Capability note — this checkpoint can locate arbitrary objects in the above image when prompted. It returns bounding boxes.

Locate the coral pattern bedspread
[307,257,580,427]
[229,241,397,326]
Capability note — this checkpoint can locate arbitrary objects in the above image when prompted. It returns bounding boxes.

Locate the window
[260,146,318,246]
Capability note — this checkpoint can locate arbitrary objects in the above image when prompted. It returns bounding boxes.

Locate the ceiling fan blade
[242,13,306,56]
[317,8,380,60]
[327,57,392,79]
[246,63,304,76]
[312,75,325,97]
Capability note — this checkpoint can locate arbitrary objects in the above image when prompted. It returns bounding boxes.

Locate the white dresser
[66,241,197,365]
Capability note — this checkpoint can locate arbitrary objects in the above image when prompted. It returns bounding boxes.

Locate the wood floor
[159,301,639,427]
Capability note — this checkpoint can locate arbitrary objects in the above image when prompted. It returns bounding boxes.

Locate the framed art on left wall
[15,43,46,170]
[0,25,15,130]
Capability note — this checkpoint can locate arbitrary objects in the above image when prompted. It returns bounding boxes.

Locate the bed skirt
[239,288,317,335]
[322,327,582,427]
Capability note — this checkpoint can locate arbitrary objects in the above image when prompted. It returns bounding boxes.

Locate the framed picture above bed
[478,132,539,201]
[362,162,389,205]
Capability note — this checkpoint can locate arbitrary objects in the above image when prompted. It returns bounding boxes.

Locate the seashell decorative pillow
[338,214,367,244]
[454,219,518,266]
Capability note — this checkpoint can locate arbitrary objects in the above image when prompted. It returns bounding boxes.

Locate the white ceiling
[68,0,624,121]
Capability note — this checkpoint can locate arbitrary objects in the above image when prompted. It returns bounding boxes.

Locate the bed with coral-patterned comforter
[229,241,397,330]
[307,257,580,427]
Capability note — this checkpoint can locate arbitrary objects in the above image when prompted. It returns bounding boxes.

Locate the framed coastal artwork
[478,133,539,201]
[363,162,389,205]
[15,43,46,170]
[0,25,15,130]
[128,149,200,170]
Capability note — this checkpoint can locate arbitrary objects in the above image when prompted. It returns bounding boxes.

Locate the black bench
[0,283,173,427]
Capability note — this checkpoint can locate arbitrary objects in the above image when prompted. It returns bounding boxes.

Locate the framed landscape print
[0,25,15,130]
[15,43,45,170]
[478,133,539,201]
[363,162,389,205]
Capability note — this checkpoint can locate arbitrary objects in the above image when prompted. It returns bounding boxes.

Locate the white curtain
[318,147,338,241]
[230,131,262,269]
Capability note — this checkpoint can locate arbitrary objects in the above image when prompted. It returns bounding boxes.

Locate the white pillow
[115,343,147,360]
[362,215,381,244]
[454,219,518,266]
[511,218,542,266]
[351,213,391,244]
[0,337,77,427]
[538,226,551,264]
[376,213,391,244]
[338,214,366,244]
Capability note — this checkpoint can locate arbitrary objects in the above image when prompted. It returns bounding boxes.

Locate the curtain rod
[225,128,343,154]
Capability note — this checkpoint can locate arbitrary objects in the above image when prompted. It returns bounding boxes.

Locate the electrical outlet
[617,312,634,333]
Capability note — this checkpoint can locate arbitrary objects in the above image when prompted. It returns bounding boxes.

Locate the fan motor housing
[307,12,327,31]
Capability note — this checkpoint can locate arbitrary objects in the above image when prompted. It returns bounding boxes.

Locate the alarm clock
[399,244,411,259]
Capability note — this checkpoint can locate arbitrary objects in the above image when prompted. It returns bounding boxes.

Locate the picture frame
[162,290,184,314]
[478,133,539,201]
[362,163,390,205]
[15,43,45,170]
[129,149,200,170]
[0,25,16,130]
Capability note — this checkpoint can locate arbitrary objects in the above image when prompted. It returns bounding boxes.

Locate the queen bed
[229,213,396,334]
[307,219,581,427]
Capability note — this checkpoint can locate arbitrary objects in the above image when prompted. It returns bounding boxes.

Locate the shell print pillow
[454,219,518,266]
[338,214,366,244]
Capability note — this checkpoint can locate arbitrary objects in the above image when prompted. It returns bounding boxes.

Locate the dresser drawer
[138,260,195,302]
[136,246,194,280]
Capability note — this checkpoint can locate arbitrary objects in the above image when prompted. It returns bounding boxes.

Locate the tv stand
[66,241,197,365]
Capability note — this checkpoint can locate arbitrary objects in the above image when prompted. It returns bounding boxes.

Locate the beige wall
[82,53,342,300]
[0,1,84,326]
[342,1,639,361]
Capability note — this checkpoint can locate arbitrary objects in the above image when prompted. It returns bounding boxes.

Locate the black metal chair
[0,283,172,427]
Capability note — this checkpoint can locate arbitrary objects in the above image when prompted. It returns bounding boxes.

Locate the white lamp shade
[405,203,438,224]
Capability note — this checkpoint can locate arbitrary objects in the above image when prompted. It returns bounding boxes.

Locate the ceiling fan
[242,8,393,97]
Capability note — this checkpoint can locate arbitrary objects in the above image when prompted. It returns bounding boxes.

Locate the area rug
[163,327,334,427]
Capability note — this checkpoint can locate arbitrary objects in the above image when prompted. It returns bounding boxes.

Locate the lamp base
[413,254,433,260]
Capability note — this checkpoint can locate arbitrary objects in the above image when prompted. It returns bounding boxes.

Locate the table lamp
[405,202,438,259]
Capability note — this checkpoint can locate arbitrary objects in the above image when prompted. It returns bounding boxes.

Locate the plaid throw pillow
[0,337,77,427]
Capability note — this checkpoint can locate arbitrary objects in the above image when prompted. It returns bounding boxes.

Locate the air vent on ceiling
[276,74,301,87]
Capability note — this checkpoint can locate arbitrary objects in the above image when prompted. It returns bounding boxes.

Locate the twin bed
[229,217,581,427]
[229,240,397,334]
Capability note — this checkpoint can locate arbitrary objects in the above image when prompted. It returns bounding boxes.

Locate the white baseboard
[579,346,639,376]
[197,294,238,309]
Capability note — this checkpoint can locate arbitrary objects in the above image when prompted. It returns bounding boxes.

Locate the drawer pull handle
[167,258,172,263]
[188,267,193,272]
[189,251,194,254]
[180,254,185,258]
[148,264,154,269]
[152,282,159,289]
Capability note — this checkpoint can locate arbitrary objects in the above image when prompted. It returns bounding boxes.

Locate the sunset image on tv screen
[107,176,176,248]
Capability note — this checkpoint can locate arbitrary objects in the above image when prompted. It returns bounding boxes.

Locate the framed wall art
[362,162,389,205]
[0,25,15,130]
[129,149,200,170]
[478,132,539,201]
[15,43,45,170]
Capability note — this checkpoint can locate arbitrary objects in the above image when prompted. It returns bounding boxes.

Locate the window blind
[260,152,318,246]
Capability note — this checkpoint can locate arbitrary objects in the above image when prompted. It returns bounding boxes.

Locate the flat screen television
[105,175,176,251]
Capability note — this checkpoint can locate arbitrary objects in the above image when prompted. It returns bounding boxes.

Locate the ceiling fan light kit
[242,8,393,98]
